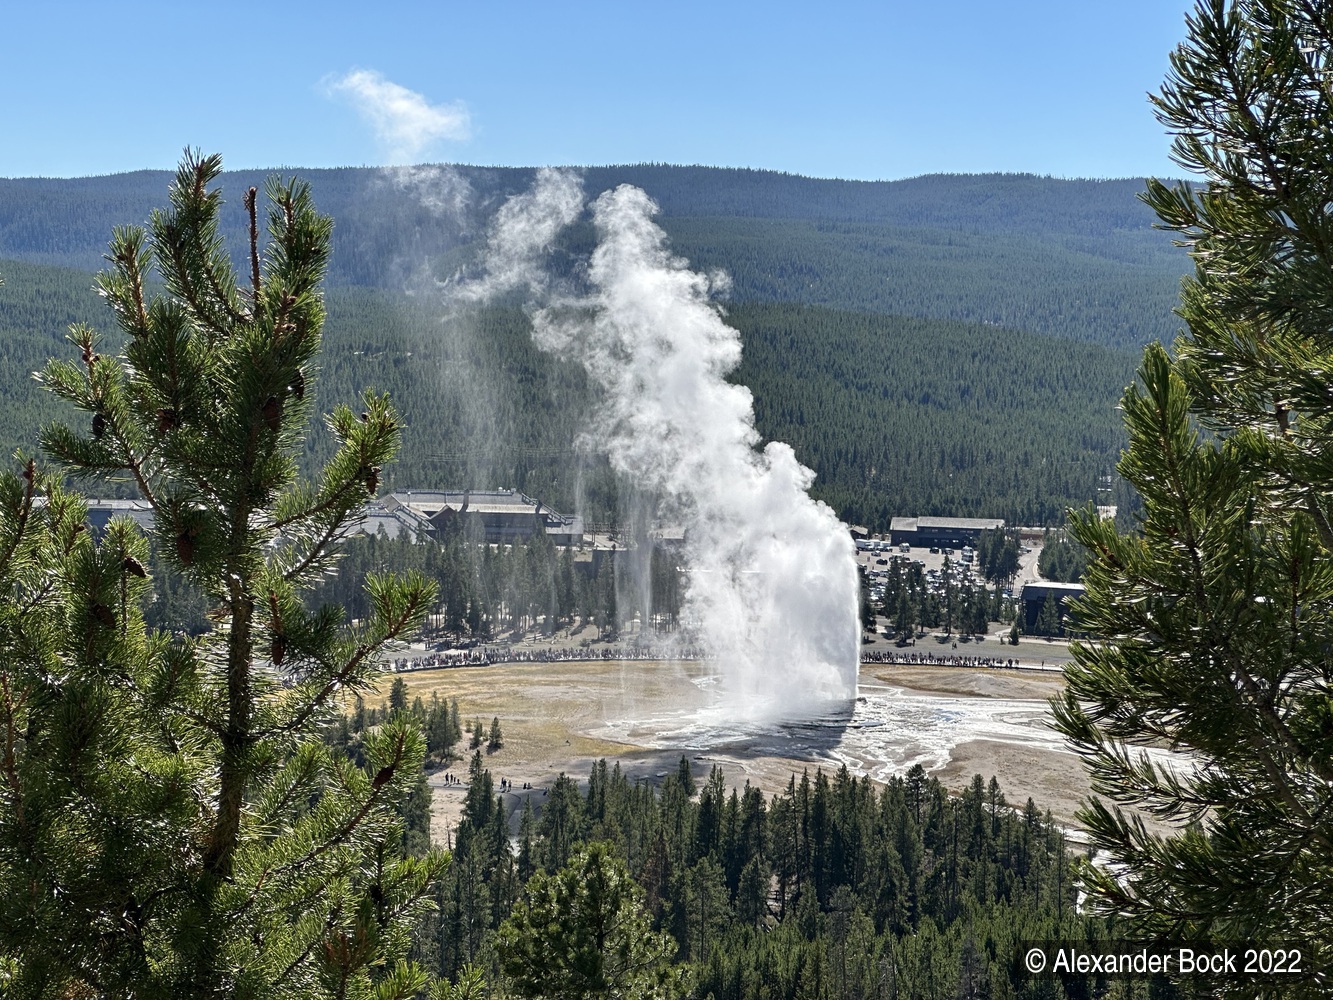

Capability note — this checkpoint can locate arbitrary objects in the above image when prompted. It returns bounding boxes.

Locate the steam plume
[381,164,474,220]
[452,168,584,302]
[468,177,860,720]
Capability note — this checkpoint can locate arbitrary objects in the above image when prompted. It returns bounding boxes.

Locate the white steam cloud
[325,69,471,164]
[466,175,860,721]
[380,164,474,220]
[452,168,583,302]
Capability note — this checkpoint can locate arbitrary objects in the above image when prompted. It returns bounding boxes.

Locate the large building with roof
[888,516,1005,549]
[382,489,584,546]
[80,491,584,548]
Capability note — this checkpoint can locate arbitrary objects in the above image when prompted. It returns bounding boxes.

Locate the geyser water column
[470,175,861,722]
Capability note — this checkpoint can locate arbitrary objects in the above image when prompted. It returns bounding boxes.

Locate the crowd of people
[387,642,709,673]
[386,642,1042,674]
[857,649,1025,669]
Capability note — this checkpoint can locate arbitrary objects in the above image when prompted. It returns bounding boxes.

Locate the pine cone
[261,395,282,432]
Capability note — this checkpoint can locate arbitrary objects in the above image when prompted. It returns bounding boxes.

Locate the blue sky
[3,0,1197,181]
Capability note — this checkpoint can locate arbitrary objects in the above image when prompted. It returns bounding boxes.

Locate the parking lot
[855,534,1046,626]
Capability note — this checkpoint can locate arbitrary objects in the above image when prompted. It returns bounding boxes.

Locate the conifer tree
[893,589,915,642]
[0,151,444,996]
[497,842,687,1000]
[389,675,409,715]
[1053,0,1333,974]
[1036,592,1061,638]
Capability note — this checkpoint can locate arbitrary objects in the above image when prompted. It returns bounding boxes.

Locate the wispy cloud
[323,69,470,164]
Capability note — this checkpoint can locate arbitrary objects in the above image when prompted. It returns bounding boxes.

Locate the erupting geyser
[460,171,860,722]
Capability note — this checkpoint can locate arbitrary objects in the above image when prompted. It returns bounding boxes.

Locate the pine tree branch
[0,672,29,833]
[1304,495,1333,551]
[0,460,37,577]
[1224,651,1333,836]
[200,258,249,330]
[270,474,365,535]
[252,746,323,833]
[115,438,163,511]
[156,226,218,340]
[264,730,409,884]
[105,228,150,335]
[246,187,262,309]
[265,584,432,739]
[1293,0,1333,51]
[14,579,59,622]
[206,583,255,879]
[279,520,347,584]
[272,907,343,989]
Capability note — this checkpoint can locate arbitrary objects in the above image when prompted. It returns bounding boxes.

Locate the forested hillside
[729,304,1137,526]
[380,748,1146,999]
[0,259,107,457]
[0,164,1168,528]
[0,166,1188,346]
[314,295,1138,526]
[0,256,1136,528]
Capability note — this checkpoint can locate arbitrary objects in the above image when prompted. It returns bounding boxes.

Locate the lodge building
[381,489,584,546]
[888,515,1005,549]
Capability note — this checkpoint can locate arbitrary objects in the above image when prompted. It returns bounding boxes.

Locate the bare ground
[370,659,1099,843]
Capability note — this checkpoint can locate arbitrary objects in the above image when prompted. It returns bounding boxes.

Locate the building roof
[382,488,584,540]
[890,516,1005,532]
[349,503,433,541]
[85,499,154,511]
[385,489,565,518]
[1020,582,1086,597]
[84,499,155,533]
[451,502,544,515]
